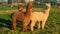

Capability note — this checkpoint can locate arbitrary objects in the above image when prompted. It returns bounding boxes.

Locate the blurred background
[0,0,60,6]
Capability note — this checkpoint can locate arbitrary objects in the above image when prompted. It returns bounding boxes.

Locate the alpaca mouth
[19,8,22,10]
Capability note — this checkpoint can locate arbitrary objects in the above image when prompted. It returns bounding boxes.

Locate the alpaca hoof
[23,30,27,32]
[23,29,27,32]
[12,28,16,30]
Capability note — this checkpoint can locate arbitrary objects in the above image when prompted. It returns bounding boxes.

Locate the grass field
[0,5,60,34]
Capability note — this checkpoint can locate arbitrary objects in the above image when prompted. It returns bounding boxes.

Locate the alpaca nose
[19,8,22,11]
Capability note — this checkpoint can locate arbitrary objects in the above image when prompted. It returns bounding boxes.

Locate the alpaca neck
[18,9,23,12]
[26,8,32,17]
[25,2,32,17]
[18,8,23,12]
[44,5,50,16]
[44,8,50,16]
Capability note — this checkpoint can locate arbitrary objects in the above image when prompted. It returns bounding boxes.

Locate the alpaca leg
[12,19,17,30]
[23,19,31,32]
[30,21,36,31]
[42,21,46,29]
[23,22,28,31]
[23,24,27,31]
[38,21,40,29]
[23,20,30,31]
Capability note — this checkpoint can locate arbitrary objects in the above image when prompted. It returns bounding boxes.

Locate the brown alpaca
[11,2,33,31]
[30,3,51,31]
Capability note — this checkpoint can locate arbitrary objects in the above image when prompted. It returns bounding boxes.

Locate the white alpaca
[30,3,51,31]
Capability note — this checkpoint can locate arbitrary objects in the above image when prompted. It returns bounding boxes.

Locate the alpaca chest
[16,12,25,21]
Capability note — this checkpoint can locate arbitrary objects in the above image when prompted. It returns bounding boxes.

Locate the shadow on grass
[0,18,12,30]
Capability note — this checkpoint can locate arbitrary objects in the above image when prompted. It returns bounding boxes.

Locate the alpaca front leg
[12,20,17,30]
[23,24,27,32]
[38,21,40,29]
[30,21,36,31]
[23,19,30,31]
[42,21,46,29]
[23,22,28,32]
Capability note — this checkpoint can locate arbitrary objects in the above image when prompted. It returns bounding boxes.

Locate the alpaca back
[11,12,25,21]
[31,12,44,21]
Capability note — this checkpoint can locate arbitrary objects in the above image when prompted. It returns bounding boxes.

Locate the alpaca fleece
[11,2,33,31]
[30,3,51,31]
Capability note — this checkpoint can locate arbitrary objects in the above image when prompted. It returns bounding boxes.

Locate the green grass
[0,6,60,34]
[0,4,26,11]
[0,5,17,11]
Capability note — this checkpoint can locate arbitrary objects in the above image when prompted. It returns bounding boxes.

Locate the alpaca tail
[10,12,14,19]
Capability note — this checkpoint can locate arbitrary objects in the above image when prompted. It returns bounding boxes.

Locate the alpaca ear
[45,3,50,6]
[44,3,51,9]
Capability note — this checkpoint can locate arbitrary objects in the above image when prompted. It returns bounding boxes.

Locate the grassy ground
[0,5,60,34]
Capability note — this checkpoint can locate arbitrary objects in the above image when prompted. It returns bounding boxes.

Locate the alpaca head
[27,2,33,9]
[18,3,23,12]
[45,3,51,9]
